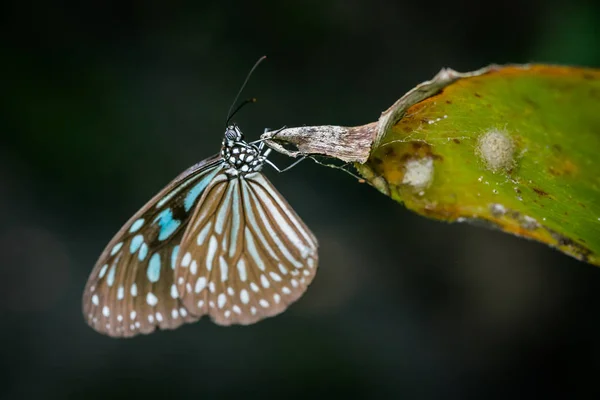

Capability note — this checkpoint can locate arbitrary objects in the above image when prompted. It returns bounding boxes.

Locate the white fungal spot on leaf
[477,129,515,172]
[402,157,434,190]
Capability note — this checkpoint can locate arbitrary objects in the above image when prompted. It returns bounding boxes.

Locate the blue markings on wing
[154,208,181,241]
[147,253,161,283]
[107,265,116,287]
[150,164,221,242]
[130,234,144,254]
[129,218,145,233]
[171,245,179,270]
[138,243,148,261]
[183,166,222,212]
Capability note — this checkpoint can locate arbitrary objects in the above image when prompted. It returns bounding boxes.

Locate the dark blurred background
[2,0,599,398]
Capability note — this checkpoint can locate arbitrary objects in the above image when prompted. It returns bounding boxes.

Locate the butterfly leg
[305,156,366,181]
[255,125,307,173]
[263,125,287,139]
[250,126,288,148]
[264,155,307,173]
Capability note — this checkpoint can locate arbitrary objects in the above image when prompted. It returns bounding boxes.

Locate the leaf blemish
[402,157,434,190]
[476,128,516,172]
[489,203,507,217]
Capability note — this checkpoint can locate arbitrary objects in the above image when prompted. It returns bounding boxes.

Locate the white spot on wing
[106,265,116,287]
[240,289,249,304]
[269,271,282,282]
[206,236,218,271]
[260,274,270,288]
[146,292,158,306]
[237,259,247,281]
[110,242,123,256]
[244,228,266,271]
[219,256,228,282]
[215,184,234,234]
[196,221,212,245]
[181,252,192,267]
[195,277,207,293]
[229,182,241,257]
[278,263,288,275]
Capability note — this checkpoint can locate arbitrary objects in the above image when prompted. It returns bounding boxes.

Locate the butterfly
[82,121,319,338]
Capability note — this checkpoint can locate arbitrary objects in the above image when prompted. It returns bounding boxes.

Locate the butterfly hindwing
[82,155,224,338]
[175,171,319,326]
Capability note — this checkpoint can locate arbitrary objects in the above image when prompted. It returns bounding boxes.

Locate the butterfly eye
[225,126,242,141]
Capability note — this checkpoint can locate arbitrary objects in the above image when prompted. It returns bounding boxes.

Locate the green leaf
[263,64,600,266]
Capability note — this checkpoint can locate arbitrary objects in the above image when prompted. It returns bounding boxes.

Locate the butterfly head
[224,124,244,142]
[221,125,266,175]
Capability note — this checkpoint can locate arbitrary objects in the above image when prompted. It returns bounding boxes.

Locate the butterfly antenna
[227,98,257,125]
[226,55,267,126]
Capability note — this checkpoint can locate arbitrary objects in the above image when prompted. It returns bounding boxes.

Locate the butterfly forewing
[83,155,224,337]
[175,171,319,325]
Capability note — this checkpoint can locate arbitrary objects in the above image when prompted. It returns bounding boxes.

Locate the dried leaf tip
[261,123,377,164]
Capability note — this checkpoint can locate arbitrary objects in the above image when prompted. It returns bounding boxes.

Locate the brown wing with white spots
[175,171,319,325]
[82,156,223,338]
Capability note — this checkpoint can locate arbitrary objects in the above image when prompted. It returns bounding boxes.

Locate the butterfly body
[83,124,318,338]
[220,125,266,176]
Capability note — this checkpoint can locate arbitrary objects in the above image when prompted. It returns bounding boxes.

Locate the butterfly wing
[175,171,319,325]
[83,155,224,338]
